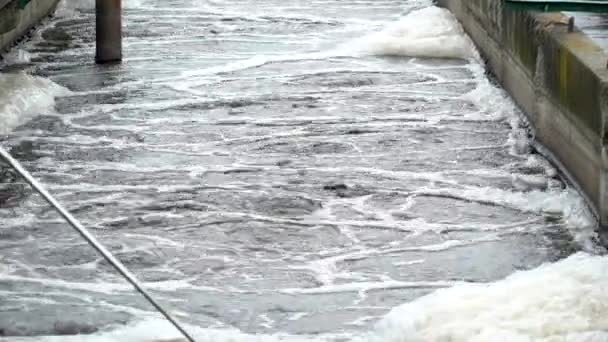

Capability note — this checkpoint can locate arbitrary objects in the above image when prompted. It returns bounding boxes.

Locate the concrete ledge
[436,0,608,226]
[0,0,60,53]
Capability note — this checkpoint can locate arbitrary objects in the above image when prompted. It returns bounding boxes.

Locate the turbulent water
[0,0,606,341]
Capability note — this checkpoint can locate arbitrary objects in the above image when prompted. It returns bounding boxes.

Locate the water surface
[0,1,603,341]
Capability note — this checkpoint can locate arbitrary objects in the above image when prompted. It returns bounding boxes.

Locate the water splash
[350,7,479,59]
[362,252,608,342]
[0,72,70,136]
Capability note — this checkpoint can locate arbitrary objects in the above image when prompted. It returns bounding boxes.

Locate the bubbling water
[351,7,479,60]
[0,72,70,136]
[364,252,608,342]
[0,1,603,341]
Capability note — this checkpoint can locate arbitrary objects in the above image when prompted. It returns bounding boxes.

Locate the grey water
[0,0,601,341]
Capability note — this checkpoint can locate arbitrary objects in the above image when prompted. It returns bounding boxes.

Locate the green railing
[505,0,608,11]
[16,0,31,9]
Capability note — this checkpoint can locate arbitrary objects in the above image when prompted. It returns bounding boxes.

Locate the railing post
[95,0,122,63]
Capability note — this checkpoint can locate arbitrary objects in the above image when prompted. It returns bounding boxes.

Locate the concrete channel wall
[0,0,60,52]
[436,0,608,228]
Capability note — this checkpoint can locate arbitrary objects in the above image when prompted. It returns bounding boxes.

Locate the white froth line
[447,144,509,152]
[0,289,94,302]
[242,212,447,233]
[123,233,185,248]
[311,236,500,266]
[281,280,459,295]
[384,236,501,254]
[287,312,310,321]
[441,218,547,232]
[394,259,426,266]
[0,275,216,294]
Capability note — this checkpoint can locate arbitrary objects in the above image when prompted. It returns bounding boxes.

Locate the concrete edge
[0,0,61,53]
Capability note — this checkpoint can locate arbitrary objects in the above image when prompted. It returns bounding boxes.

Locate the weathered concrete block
[0,1,19,34]
[0,0,61,53]
[541,31,605,138]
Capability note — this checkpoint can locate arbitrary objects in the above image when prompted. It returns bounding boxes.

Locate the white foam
[123,0,146,9]
[55,0,147,17]
[281,280,456,295]
[2,49,33,64]
[351,7,479,60]
[0,72,70,136]
[11,255,608,342]
[179,51,334,79]
[0,273,207,294]
[4,318,316,342]
[163,6,478,84]
[414,186,597,249]
[449,51,599,248]
[362,252,608,342]
[55,0,93,17]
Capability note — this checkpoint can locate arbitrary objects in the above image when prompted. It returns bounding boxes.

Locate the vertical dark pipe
[95,0,122,63]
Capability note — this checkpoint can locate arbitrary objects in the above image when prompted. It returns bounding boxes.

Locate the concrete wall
[436,0,608,228]
[0,0,60,53]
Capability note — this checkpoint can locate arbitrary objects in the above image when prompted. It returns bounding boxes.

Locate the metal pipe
[96,0,122,63]
[0,146,196,342]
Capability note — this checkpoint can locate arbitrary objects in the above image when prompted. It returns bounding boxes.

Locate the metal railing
[0,146,196,342]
